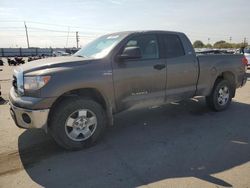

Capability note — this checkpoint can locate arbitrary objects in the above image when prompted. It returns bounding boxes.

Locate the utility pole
[66,26,70,48]
[208,38,210,44]
[243,37,247,47]
[229,36,232,43]
[24,21,30,48]
[76,31,79,48]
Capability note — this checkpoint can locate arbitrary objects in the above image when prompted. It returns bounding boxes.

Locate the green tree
[205,44,213,48]
[193,40,205,48]
[213,41,232,48]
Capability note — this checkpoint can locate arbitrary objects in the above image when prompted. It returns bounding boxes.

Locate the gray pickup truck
[9,31,247,150]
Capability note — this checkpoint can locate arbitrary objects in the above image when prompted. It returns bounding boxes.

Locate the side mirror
[118,46,142,61]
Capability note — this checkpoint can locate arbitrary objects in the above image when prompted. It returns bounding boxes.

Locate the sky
[0,0,249,48]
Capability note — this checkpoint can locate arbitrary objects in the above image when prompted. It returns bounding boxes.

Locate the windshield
[244,48,250,54]
[74,34,125,58]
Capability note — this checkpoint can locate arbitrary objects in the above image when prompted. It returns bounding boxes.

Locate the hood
[20,56,93,73]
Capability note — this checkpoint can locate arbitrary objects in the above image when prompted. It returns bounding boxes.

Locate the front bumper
[9,101,50,129]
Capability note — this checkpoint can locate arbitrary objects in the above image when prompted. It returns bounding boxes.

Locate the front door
[112,34,167,111]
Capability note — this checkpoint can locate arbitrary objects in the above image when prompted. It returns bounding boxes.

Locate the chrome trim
[13,67,24,95]
[9,102,50,129]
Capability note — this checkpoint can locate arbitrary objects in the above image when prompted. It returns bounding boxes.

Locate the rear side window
[163,34,185,58]
[124,34,159,60]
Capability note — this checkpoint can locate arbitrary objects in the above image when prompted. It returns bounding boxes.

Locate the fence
[0,48,79,57]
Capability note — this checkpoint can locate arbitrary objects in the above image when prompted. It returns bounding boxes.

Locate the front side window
[163,34,185,59]
[124,34,159,59]
[74,34,125,59]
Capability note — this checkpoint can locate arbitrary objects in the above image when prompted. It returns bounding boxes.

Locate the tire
[206,79,233,111]
[49,97,106,150]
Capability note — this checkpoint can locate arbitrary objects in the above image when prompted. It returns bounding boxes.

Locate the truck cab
[110,31,199,111]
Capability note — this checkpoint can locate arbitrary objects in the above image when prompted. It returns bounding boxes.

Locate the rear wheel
[206,79,233,111]
[49,97,106,150]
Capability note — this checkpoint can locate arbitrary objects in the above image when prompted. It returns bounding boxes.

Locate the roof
[105,30,185,37]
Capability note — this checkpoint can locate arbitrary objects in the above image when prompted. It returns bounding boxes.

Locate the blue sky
[0,0,249,48]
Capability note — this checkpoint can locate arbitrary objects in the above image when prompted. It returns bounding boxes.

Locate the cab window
[163,34,185,58]
[124,35,159,59]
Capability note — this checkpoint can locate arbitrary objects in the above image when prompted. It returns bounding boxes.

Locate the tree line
[193,40,248,49]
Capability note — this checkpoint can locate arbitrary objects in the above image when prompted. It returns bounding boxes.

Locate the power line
[0,33,98,38]
[0,20,79,28]
[1,20,249,47]
[0,28,102,38]
[28,27,74,33]
[28,21,81,28]
[0,26,24,29]
[27,27,105,35]
[0,20,112,32]
[0,20,249,38]
[0,20,23,23]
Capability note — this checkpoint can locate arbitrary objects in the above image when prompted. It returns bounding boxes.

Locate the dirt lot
[0,64,250,188]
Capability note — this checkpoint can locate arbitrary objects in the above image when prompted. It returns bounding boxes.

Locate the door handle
[153,64,166,70]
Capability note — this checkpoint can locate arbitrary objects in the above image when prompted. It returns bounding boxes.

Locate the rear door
[112,34,167,111]
[161,34,199,102]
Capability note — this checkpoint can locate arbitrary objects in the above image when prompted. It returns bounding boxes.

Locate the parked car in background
[244,48,250,67]
[0,68,2,97]
[53,50,70,57]
[196,49,234,55]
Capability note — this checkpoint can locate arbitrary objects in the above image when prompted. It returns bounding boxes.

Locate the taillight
[242,56,248,66]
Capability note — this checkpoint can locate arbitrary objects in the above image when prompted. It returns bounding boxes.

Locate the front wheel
[49,98,106,150]
[206,79,233,111]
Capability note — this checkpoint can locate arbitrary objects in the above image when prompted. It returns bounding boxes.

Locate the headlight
[24,76,51,90]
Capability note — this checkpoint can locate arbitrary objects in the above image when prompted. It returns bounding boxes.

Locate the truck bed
[196,54,245,96]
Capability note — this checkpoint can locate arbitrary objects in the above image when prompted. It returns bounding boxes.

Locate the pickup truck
[9,31,248,150]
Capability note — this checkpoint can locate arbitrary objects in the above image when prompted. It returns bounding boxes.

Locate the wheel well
[216,71,236,97]
[48,88,109,128]
[51,88,107,112]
